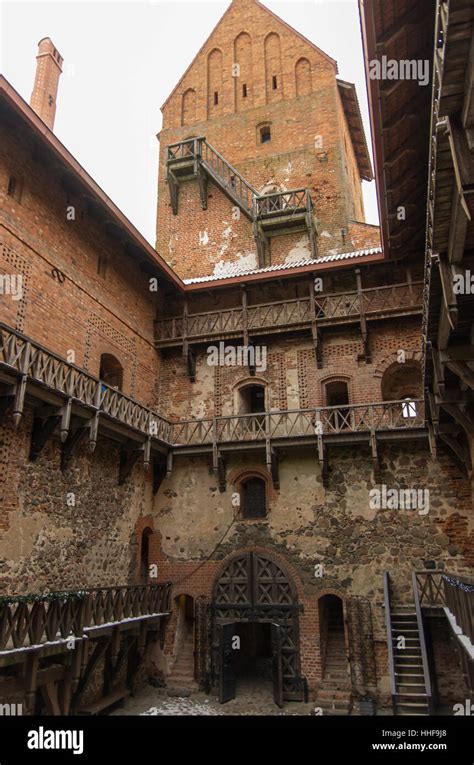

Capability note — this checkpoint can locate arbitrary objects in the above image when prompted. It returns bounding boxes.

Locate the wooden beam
[356,269,370,363]
[217,453,226,493]
[445,361,474,390]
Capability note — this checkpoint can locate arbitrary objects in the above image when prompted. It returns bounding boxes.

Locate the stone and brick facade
[0,0,472,715]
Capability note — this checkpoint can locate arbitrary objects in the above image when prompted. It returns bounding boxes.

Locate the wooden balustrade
[414,571,446,607]
[170,400,425,447]
[0,322,172,444]
[0,584,172,654]
[442,574,474,644]
[155,282,423,345]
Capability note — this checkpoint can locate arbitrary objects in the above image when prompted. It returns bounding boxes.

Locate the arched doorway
[139,527,152,584]
[212,551,302,705]
[318,594,349,680]
[168,594,196,690]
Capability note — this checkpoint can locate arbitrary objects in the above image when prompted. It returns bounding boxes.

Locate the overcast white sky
[0,0,379,246]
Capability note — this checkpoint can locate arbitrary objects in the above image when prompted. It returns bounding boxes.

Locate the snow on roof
[183,247,383,284]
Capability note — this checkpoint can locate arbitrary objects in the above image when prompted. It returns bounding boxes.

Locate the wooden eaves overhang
[423,0,474,476]
[359,0,436,259]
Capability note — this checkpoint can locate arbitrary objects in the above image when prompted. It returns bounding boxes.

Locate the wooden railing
[383,572,397,712]
[254,188,311,218]
[0,322,172,443]
[0,584,172,653]
[414,571,446,608]
[155,282,423,344]
[171,400,425,447]
[411,572,433,714]
[442,574,474,644]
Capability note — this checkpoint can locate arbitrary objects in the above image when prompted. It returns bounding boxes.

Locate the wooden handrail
[411,571,433,713]
[155,281,424,341]
[383,572,397,708]
[0,584,172,653]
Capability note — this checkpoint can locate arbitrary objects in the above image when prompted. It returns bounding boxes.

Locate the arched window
[241,476,266,519]
[181,88,196,126]
[325,380,350,430]
[238,383,265,414]
[140,527,152,584]
[99,353,123,390]
[295,57,312,96]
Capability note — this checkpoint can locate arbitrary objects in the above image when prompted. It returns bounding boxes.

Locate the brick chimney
[30,37,63,130]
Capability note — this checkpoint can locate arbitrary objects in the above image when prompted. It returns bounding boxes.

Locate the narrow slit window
[242,83,247,98]
[214,91,219,105]
[7,176,23,203]
[272,75,277,90]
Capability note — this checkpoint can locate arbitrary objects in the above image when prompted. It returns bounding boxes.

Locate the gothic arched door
[212,551,302,703]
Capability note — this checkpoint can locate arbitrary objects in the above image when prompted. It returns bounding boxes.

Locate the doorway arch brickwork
[212,549,302,700]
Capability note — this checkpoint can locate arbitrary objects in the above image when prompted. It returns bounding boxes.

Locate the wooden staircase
[166,137,317,265]
[166,629,197,694]
[391,606,430,715]
[384,572,433,715]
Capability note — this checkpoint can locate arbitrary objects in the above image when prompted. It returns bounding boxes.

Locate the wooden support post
[196,166,208,211]
[356,269,370,363]
[166,450,173,478]
[370,428,380,478]
[241,285,249,348]
[168,170,179,215]
[89,382,102,453]
[12,341,31,427]
[309,276,323,368]
[24,653,39,714]
[317,433,328,487]
[217,453,226,493]
[41,681,61,716]
[60,398,73,443]
[143,437,151,472]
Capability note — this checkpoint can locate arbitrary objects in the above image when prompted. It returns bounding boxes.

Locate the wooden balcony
[166,137,318,262]
[170,399,427,489]
[170,400,426,450]
[0,583,172,663]
[155,281,424,348]
[0,322,171,465]
[0,322,427,490]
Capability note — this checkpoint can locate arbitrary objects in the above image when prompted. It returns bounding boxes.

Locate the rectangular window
[272,75,277,90]
[214,91,219,105]
[7,176,23,203]
[260,125,271,144]
[97,254,107,278]
[242,83,247,98]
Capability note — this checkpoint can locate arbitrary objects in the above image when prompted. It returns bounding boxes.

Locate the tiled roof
[183,247,383,284]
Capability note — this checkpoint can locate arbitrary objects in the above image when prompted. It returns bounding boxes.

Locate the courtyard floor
[111,678,317,716]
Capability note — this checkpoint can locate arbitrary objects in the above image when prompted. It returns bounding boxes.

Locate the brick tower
[156,0,378,280]
[30,37,63,130]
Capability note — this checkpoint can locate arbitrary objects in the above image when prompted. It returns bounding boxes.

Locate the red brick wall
[0,124,160,406]
[157,0,373,279]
